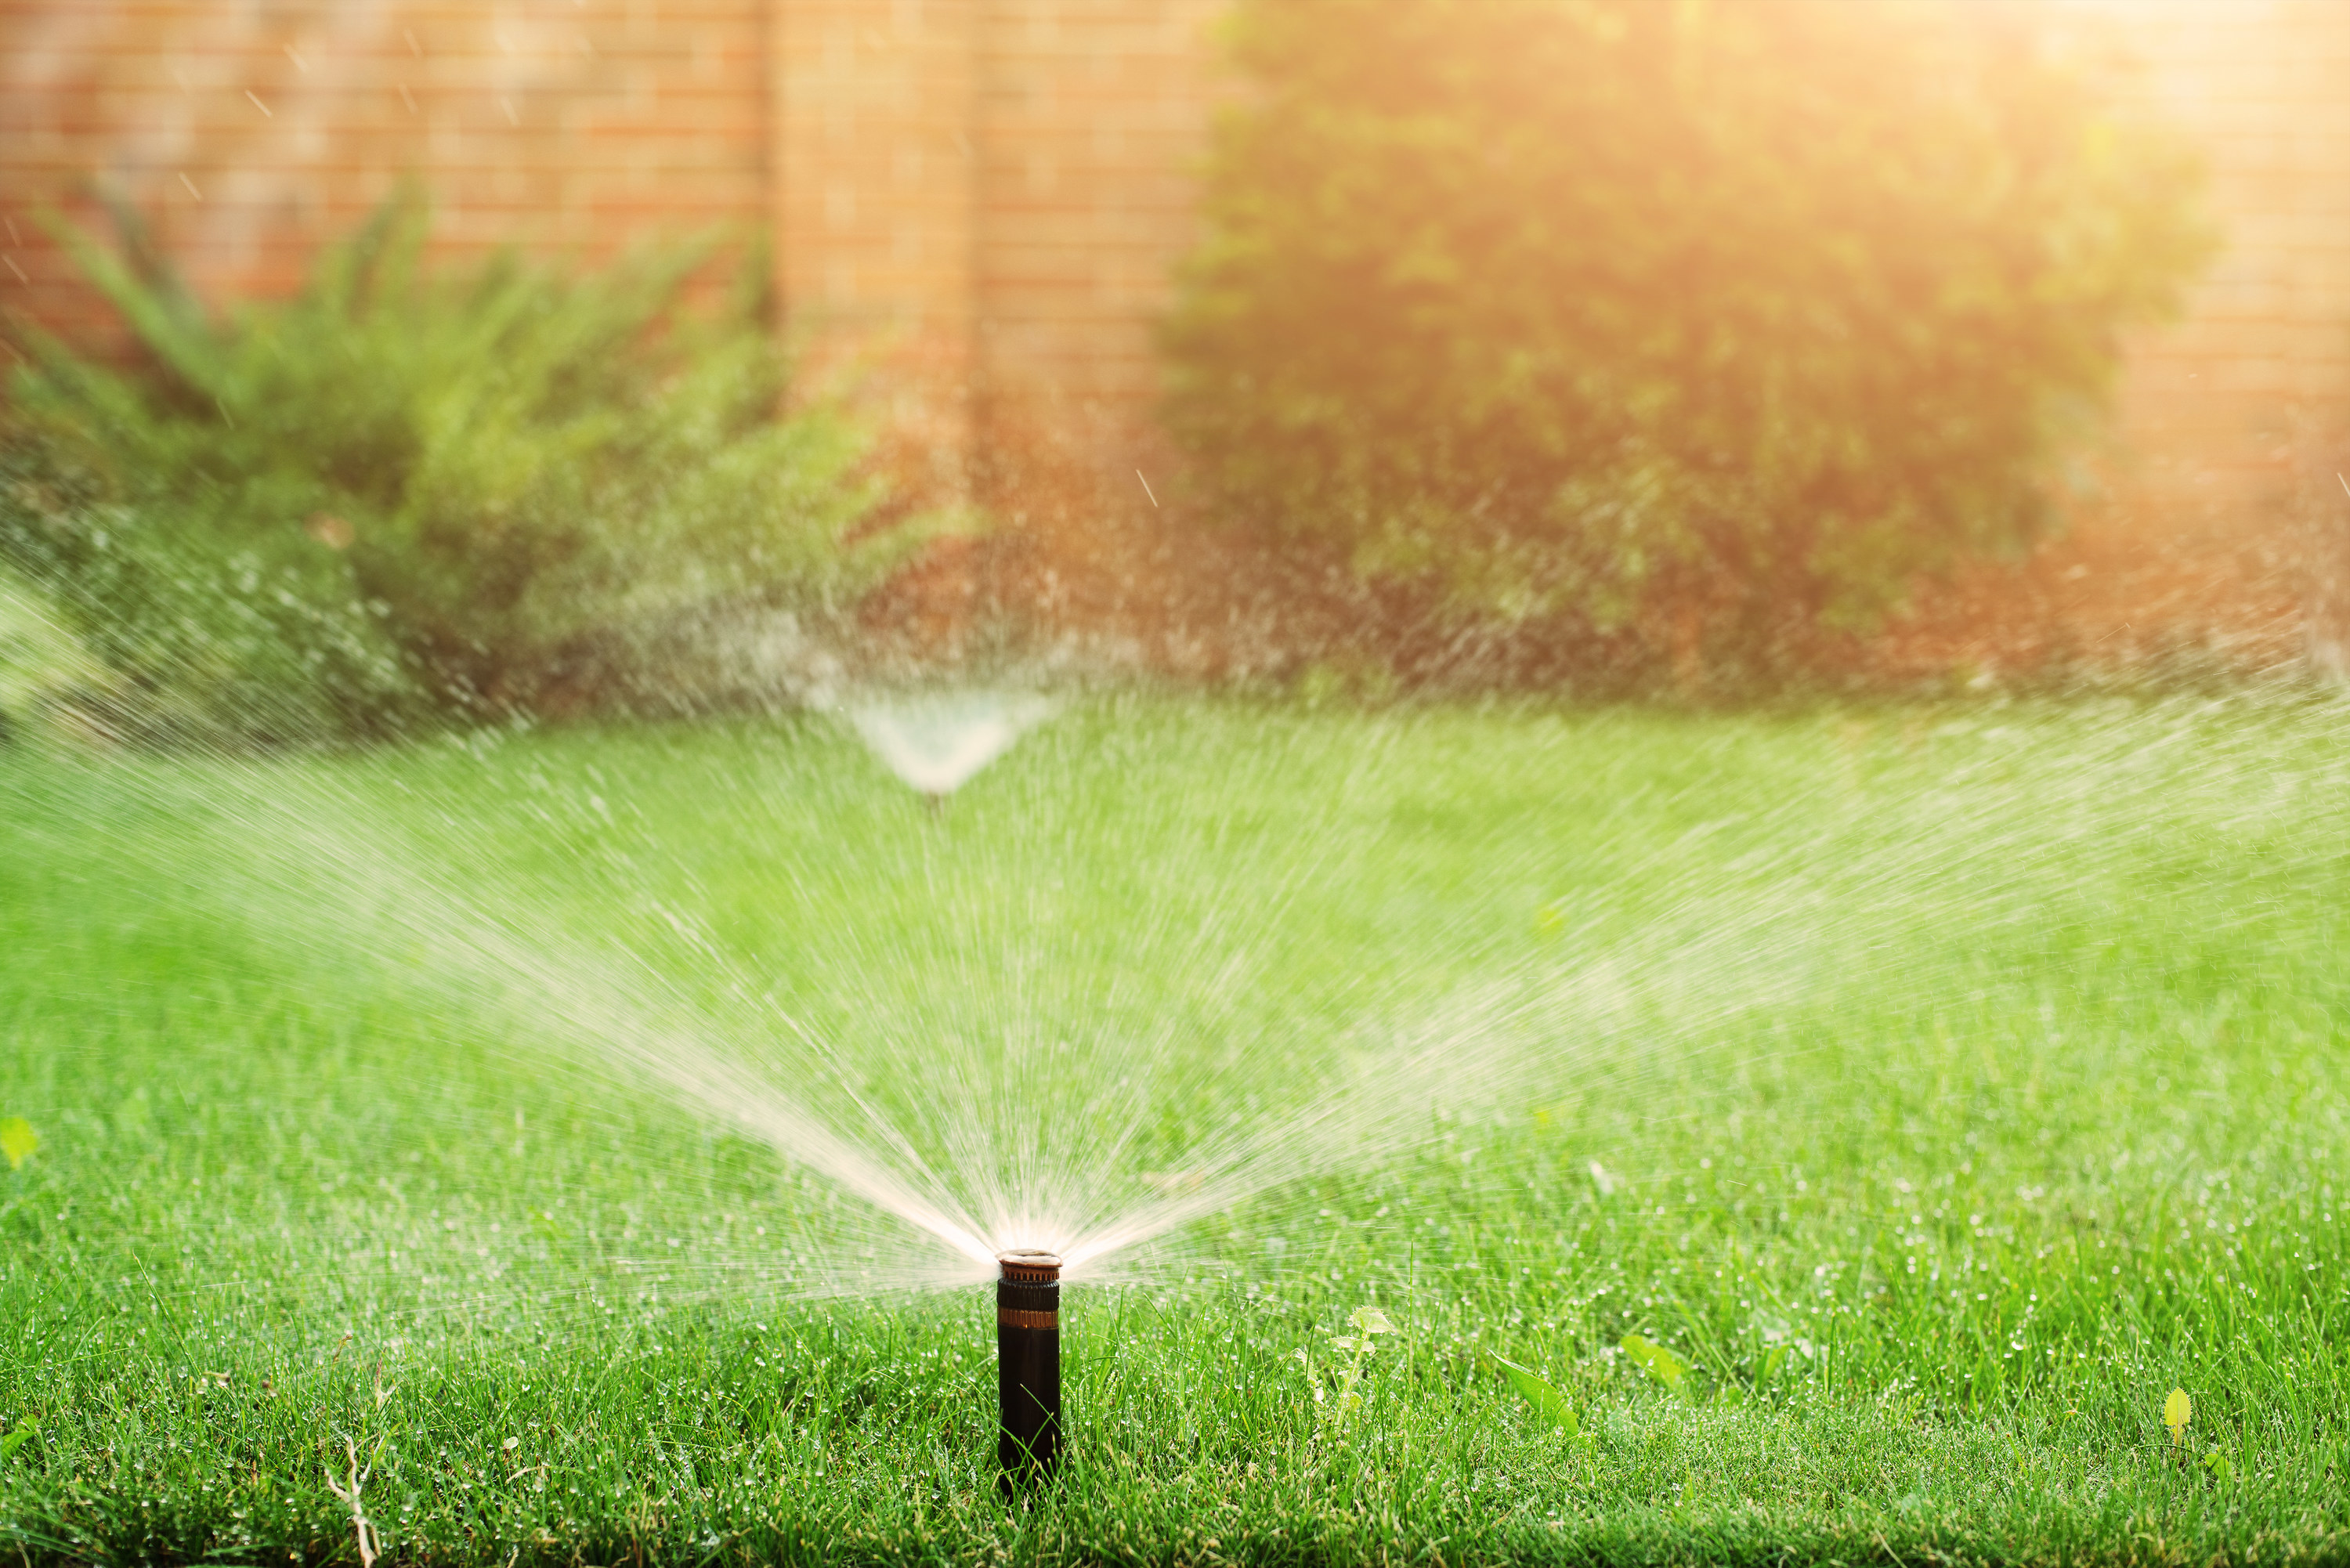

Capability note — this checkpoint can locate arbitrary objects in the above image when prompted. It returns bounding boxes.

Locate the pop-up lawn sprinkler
[996,1250,1061,1490]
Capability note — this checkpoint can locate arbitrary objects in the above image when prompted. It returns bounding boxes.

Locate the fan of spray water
[844,690,1055,809]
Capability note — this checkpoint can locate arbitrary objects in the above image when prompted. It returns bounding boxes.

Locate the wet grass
[2,693,2347,1565]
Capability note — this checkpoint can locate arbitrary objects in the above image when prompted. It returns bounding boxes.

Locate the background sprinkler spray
[996,1251,1061,1489]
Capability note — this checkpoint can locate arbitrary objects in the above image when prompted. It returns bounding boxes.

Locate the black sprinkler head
[996,1250,1061,1490]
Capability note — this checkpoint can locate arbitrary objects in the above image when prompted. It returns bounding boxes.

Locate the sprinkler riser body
[996,1252,1061,1490]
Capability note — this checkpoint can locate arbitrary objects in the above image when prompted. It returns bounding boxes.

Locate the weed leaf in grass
[1325,1306,1397,1418]
[1494,1356,1579,1438]
[1622,1334,1688,1393]
[0,1117,36,1170]
[0,1420,34,1465]
[2165,1389,2193,1446]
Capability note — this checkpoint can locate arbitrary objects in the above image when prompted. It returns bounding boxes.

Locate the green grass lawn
[2,695,2346,1565]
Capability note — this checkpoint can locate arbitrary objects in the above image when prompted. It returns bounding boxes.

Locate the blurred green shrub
[0,197,938,742]
[1163,0,2212,677]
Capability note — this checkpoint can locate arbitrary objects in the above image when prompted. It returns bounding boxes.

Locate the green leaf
[0,1118,38,1171]
[6,194,920,741]
[0,1420,34,1465]
[1621,1334,1688,1391]
[1494,1355,1578,1437]
[1350,1306,1397,1336]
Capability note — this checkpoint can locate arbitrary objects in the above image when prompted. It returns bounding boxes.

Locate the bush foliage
[0,199,935,742]
[1163,0,2212,672]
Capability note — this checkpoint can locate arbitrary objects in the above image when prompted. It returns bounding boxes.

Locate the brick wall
[2099,0,2350,488]
[773,0,977,484]
[972,1,1220,421]
[6,0,2350,677]
[770,0,1219,530]
[0,1,772,342]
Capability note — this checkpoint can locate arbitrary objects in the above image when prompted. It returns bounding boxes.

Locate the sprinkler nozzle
[996,1250,1061,1490]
